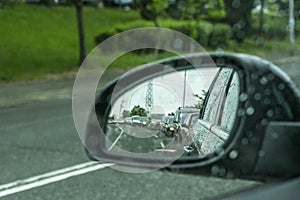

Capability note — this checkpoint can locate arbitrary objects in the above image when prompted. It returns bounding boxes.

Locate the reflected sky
[111,68,218,118]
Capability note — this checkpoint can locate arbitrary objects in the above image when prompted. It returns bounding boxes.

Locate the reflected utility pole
[289,0,295,56]
[182,70,187,107]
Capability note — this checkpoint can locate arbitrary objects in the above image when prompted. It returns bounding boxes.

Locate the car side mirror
[83,53,300,181]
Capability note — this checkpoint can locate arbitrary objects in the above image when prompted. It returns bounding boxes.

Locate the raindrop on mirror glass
[246,107,255,115]
[267,110,274,118]
[264,98,271,105]
[278,83,285,90]
[238,108,245,117]
[211,165,219,176]
[216,48,224,56]
[238,20,246,28]
[229,150,239,160]
[256,37,264,46]
[251,73,259,80]
[173,38,183,50]
[216,58,225,66]
[264,89,272,96]
[241,138,249,145]
[261,118,268,126]
[246,131,253,138]
[254,93,262,101]
[263,24,270,32]
[267,73,275,81]
[239,93,248,102]
[249,85,256,94]
[232,23,241,32]
[258,150,265,157]
[216,148,225,156]
[191,57,202,67]
[219,168,226,177]
[260,77,268,85]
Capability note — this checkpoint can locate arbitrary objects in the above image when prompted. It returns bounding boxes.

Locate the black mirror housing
[84,53,300,181]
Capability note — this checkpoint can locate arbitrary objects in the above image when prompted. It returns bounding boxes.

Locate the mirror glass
[105,66,240,159]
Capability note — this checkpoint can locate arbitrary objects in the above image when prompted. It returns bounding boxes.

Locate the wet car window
[202,67,233,124]
[220,71,240,131]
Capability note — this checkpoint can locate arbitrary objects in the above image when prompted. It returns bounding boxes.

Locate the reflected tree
[193,90,207,109]
[129,105,147,117]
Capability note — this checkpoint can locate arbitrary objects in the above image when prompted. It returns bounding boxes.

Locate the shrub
[95,19,232,52]
[208,23,232,48]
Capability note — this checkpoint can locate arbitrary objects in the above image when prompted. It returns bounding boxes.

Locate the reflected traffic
[105,66,239,158]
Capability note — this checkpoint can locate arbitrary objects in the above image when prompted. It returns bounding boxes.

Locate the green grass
[0,4,140,82]
[0,5,299,83]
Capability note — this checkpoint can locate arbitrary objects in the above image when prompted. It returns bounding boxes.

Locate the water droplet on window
[254,93,262,101]
[216,148,225,156]
[219,168,226,176]
[239,93,248,102]
[264,98,271,105]
[249,85,256,94]
[251,73,258,80]
[267,110,274,118]
[216,58,225,66]
[246,107,255,115]
[261,118,268,126]
[233,23,241,32]
[216,48,224,56]
[238,108,245,116]
[241,138,249,145]
[264,89,272,96]
[246,131,253,138]
[173,38,183,49]
[267,73,275,81]
[229,150,239,159]
[263,24,270,32]
[260,77,268,85]
[211,165,219,175]
[192,57,202,66]
[258,150,265,157]
[256,37,264,46]
[278,83,285,90]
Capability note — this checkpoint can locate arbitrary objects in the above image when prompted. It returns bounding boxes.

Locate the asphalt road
[0,99,259,200]
[0,57,299,200]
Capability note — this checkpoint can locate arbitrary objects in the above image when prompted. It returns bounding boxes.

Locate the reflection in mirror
[105,67,240,159]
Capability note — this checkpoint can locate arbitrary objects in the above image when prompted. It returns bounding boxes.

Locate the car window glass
[202,67,233,124]
[220,71,240,131]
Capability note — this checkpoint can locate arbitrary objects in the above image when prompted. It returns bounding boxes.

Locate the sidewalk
[0,77,75,108]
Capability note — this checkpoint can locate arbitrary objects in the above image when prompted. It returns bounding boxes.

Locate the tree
[0,0,17,8]
[71,0,87,65]
[129,105,147,117]
[224,0,256,42]
[167,0,226,22]
[134,0,169,27]
[269,0,300,18]
[193,90,207,109]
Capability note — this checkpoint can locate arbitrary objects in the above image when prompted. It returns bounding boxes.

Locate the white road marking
[108,126,124,151]
[160,142,165,148]
[0,161,113,198]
